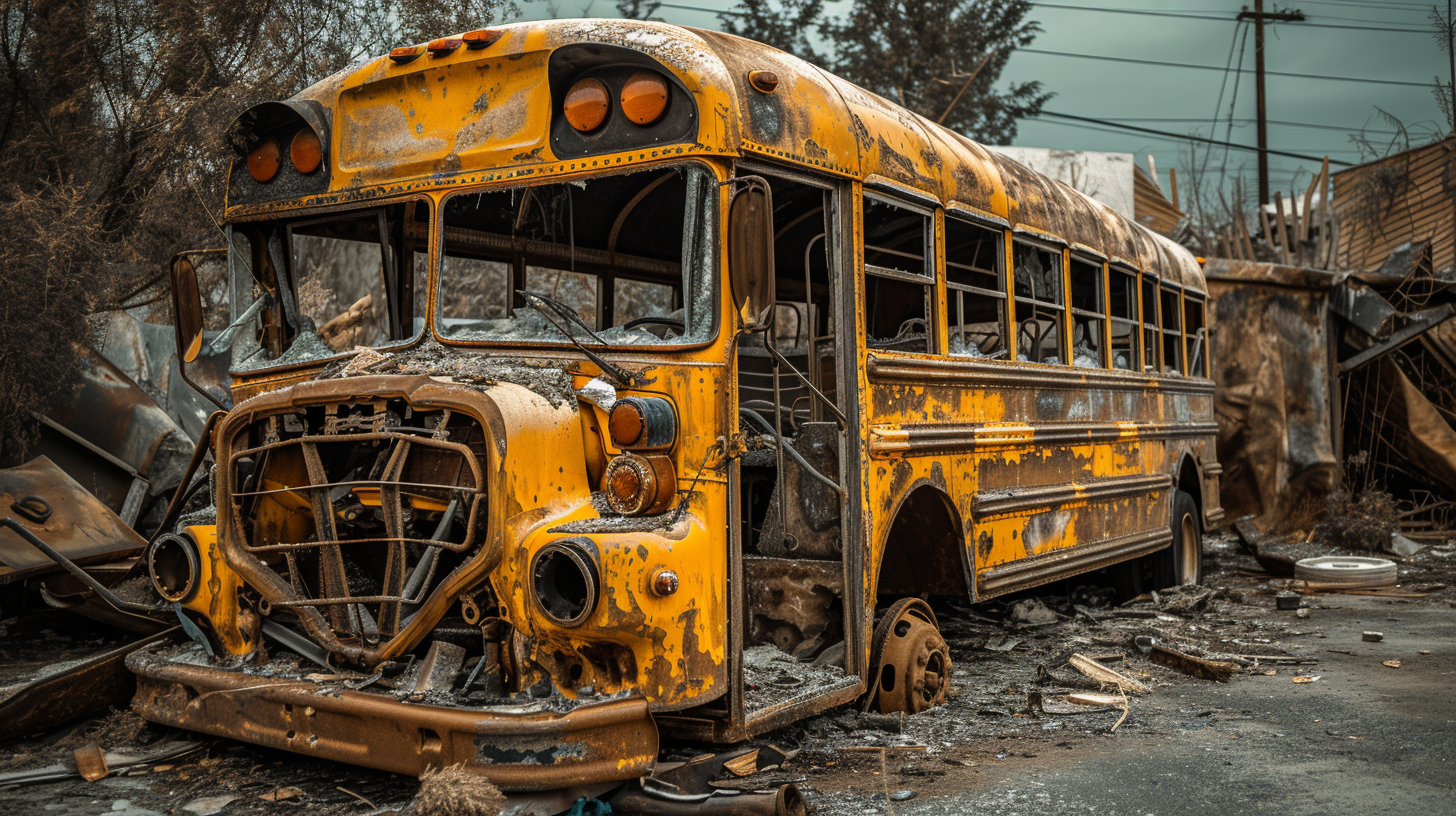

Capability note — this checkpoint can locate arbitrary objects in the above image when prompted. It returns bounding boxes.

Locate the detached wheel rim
[1178,511,1200,585]
[868,598,952,714]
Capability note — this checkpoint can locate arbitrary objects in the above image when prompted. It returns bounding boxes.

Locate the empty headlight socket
[531,538,602,628]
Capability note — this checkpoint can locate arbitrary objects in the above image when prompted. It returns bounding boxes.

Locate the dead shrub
[410,763,505,816]
[1313,490,1398,551]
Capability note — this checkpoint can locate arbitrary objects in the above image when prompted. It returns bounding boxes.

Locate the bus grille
[227,406,488,641]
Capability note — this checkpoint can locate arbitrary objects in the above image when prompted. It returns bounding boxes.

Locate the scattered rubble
[0,526,1452,814]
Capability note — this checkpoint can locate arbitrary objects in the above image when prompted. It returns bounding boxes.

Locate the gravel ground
[2,532,1453,815]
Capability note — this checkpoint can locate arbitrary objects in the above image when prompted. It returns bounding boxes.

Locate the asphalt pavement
[895,596,1456,816]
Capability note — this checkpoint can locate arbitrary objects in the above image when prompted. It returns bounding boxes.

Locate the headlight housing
[604,452,677,516]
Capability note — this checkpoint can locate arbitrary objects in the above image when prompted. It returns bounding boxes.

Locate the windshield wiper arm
[517,289,641,387]
[206,292,274,356]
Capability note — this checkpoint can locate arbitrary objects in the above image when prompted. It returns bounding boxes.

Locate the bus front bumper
[126,648,658,791]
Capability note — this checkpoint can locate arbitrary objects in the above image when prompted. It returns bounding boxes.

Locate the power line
[656,2,743,16]
[1031,116,1366,153]
[1300,0,1433,12]
[1104,117,1400,134]
[1098,116,1400,135]
[1017,48,1431,88]
[1033,111,1356,165]
[1026,2,1430,33]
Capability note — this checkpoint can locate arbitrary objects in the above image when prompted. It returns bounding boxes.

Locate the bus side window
[1160,284,1184,375]
[1069,257,1104,368]
[1141,274,1159,373]
[1012,241,1065,364]
[863,196,934,353]
[944,217,1006,359]
[1108,268,1138,371]
[1185,294,1207,378]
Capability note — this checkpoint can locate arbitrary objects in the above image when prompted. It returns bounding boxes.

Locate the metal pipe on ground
[609,783,806,816]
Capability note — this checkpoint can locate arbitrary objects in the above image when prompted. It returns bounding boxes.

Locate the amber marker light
[651,568,680,597]
[389,45,423,64]
[748,70,779,93]
[463,28,503,49]
[564,78,609,132]
[427,38,462,55]
[290,129,322,174]
[246,137,281,182]
[620,71,669,125]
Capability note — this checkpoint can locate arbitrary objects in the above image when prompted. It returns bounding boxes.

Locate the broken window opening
[863,196,933,353]
[1013,241,1066,365]
[1108,267,1139,372]
[1069,256,1105,369]
[1184,294,1207,378]
[1141,274,1160,374]
[226,201,430,372]
[944,217,1006,359]
[435,164,715,346]
[1161,284,1184,375]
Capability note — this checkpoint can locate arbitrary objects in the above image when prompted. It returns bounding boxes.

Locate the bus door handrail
[766,342,846,428]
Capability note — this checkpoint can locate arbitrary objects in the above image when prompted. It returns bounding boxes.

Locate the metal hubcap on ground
[867,598,952,715]
[1178,511,1200,585]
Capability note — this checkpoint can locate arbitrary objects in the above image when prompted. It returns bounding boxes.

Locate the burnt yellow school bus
[146,18,1221,790]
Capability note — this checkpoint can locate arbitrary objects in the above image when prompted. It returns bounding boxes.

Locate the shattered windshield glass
[224,200,429,371]
[436,164,717,347]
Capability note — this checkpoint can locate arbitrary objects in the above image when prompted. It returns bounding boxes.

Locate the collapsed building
[1206,138,1456,535]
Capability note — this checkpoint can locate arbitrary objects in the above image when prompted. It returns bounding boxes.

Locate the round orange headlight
[620,71,669,126]
[564,78,609,132]
[608,462,644,510]
[246,137,281,182]
[603,452,677,516]
[290,129,322,174]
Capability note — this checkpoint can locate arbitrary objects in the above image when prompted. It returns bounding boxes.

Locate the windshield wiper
[206,292,274,356]
[517,289,642,387]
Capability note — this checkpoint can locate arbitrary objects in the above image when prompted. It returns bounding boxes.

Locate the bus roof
[272,18,1204,292]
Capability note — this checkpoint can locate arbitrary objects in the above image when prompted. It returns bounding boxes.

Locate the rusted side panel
[860,352,1219,600]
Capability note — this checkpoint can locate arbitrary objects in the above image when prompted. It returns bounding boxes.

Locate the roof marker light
[463,28,503,49]
[748,70,779,93]
[389,46,423,64]
[427,38,462,55]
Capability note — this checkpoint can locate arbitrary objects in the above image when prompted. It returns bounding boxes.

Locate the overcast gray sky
[518,0,1450,211]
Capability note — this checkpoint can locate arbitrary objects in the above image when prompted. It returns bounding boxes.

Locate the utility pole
[1237,1,1305,207]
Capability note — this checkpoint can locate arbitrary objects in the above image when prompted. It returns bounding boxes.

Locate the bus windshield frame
[433,162,719,351]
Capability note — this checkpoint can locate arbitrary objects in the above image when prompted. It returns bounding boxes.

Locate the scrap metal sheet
[0,456,146,584]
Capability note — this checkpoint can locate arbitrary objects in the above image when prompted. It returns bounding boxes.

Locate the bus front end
[131,21,745,789]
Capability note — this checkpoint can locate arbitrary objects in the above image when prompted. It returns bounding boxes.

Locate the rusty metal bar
[299,440,357,634]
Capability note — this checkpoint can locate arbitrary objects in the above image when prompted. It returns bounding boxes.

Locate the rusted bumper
[127,649,658,791]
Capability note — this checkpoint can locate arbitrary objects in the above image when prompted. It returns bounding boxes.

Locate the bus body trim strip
[978,527,1173,596]
[866,354,1217,394]
[970,473,1171,520]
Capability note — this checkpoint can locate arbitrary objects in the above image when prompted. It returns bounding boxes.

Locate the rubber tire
[1150,490,1202,590]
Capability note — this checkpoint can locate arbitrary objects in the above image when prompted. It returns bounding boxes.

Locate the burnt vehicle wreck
[2,16,1221,812]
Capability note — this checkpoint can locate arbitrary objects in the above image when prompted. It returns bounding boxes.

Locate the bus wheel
[863,598,951,715]
[1154,489,1203,588]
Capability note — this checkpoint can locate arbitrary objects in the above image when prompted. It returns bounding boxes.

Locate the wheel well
[1176,456,1202,518]
[875,484,968,601]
